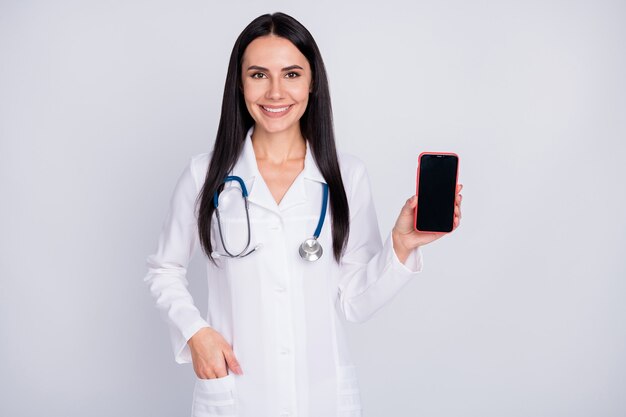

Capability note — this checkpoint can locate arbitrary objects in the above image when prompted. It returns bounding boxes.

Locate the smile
[260,104,293,116]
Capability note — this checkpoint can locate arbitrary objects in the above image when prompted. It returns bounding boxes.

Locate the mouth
[259,104,293,117]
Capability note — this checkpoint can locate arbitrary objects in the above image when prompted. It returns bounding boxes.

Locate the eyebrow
[246,65,304,72]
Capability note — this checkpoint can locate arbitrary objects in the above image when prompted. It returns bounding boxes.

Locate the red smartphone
[414,152,459,233]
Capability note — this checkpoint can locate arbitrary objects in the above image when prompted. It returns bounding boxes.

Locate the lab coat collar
[226,125,327,214]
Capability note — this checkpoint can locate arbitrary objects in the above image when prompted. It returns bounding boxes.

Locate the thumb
[223,348,243,375]
[403,195,417,212]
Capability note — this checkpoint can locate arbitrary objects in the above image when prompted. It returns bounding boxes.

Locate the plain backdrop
[1,0,625,416]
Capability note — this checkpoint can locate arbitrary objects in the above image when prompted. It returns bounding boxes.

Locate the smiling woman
[143,11,462,417]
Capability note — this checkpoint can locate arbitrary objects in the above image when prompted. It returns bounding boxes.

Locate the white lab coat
[144,125,424,417]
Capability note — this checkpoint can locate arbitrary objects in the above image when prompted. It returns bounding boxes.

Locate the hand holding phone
[391,153,461,262]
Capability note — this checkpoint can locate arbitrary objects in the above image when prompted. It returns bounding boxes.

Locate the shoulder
[186,151,212,191]
[190,151,211,172]
[336,151,373,203]
[337,151,369,185]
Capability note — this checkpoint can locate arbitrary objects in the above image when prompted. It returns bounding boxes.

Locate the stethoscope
[211,175,329,262]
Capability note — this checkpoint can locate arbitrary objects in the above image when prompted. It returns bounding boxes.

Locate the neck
[251,124,306,164]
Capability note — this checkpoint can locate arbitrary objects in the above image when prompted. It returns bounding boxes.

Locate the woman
[144,12,462,417]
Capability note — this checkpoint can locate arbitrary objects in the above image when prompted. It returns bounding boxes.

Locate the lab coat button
[279,347,290,355]
[275,286,286,293]
[269,223,281,230]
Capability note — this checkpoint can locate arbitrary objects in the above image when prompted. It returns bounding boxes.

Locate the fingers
[453,202,462,226]
[194,358,224,379]
[455,183,462,220]
[453,184,463,229]
[224,348,244,375]
[194,353,234,379]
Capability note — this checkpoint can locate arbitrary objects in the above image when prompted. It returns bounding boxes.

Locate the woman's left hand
[392,184,463,261]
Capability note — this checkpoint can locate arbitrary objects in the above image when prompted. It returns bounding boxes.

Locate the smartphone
[414,152,459,233]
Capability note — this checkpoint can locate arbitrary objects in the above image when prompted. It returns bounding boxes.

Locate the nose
[265,77,284,100]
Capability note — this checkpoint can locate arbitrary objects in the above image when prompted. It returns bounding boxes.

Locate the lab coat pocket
[191,373,238,417]
[337,365,362,417]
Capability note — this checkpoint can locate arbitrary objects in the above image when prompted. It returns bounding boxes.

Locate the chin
[255,118,300,134]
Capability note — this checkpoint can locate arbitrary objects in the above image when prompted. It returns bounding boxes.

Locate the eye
[285,72,300,79]
[250,72,267,79]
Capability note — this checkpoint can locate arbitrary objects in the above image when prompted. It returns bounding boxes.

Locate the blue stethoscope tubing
[212,175,328,261]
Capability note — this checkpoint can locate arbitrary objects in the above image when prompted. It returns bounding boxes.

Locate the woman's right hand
[187,327,243,378]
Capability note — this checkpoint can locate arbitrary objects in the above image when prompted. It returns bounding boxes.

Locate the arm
[143,157,210,364]
[336,162,424,324]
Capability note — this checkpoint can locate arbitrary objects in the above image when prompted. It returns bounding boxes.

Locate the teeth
[262,105,290,113]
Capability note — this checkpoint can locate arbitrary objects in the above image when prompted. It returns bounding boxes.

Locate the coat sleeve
[336,161,424,323]
[143,157,210,364]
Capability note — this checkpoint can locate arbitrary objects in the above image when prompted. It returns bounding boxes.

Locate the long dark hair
[197,12,350,266]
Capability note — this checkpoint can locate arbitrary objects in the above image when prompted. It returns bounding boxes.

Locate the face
[241,35,313,136]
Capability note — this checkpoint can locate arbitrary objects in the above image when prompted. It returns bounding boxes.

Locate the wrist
[187,326,211,346]
[392,228,412,263]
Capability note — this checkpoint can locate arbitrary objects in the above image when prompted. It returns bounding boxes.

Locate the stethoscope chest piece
[299,237,323,262]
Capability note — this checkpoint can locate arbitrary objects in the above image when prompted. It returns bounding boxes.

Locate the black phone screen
[415,154,458,232]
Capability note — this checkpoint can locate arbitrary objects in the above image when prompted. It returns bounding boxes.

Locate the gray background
[1,0,624,416]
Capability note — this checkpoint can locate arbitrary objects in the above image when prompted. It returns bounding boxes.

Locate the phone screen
[415,153,458,232]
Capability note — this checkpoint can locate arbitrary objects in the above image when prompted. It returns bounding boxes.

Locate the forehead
[242,35,310,70]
